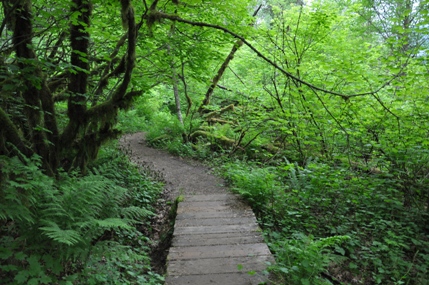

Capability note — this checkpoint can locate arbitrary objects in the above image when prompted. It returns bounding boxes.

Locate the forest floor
[119,132,230,273]
[119,132,272,284]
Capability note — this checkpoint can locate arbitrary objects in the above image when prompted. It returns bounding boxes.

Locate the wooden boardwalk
[165,194,273,285]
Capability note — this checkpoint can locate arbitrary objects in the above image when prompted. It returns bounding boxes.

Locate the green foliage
[145,111,184,142]
[0,144,164,284]
[3,0,429,283]
[268,232,350,285]
[223,161,278,211]
[221,160,429,284]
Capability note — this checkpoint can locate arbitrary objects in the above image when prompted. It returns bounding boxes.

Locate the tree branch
[150,10,398,99]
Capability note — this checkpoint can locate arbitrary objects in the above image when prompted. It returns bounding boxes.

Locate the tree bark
[61,0,92,153]
[167,24,184,124]
[9,0,58,174]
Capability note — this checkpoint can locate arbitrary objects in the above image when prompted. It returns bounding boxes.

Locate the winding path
[120,133,273,285]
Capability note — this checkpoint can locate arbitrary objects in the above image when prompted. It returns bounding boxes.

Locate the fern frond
[94,218,132,230]
[121,206,154,222]
[39,221,83,246]
[0,204,33,223]
[313,235,351,249]
[40,201,69,219]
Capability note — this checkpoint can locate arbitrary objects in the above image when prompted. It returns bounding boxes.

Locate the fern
[313,235,351,250]
[99,218,132,230]
[0,155,44,223]
[121,206,154,222]
[39,221,83,246]
[1,147,163,284]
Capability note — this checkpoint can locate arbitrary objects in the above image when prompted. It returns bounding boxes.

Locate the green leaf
[0,248,13,259]
[27,255,42,276]
[28,278,39,285]
[335,245,345,255]
[15,252,27,261]
[14,270,29,283]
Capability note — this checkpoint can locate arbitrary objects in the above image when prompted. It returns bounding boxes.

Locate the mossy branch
[197,5,261,113]
[198,40,243,113]
[189,130,236,147]
[203,104,235,119]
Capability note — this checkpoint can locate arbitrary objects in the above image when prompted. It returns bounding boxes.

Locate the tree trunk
[8,0,58,174]
[167,22,184,124]
[168,43,183,124]
[1,0,139,174]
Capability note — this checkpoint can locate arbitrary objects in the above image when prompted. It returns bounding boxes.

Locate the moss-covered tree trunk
[0,0,139,174]
[3,0,59,175]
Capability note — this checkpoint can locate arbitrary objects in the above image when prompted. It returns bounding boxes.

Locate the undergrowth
[0,142,164,285]
[221,160,429,285]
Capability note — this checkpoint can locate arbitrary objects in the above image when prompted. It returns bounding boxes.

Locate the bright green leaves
[178,0,255,28]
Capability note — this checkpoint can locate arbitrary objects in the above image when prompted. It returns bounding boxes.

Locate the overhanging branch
[149,10,401,99]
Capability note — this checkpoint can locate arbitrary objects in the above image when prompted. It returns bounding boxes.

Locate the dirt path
[120,132,228,198]
[120,133,273,285]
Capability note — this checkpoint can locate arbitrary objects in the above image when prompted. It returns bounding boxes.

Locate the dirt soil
[119,132,231,274]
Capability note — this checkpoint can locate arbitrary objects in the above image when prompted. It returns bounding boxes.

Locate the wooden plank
[173,224,260,235]
[171,232,264,247]
[176,210,255,220]
[168,243,271,260]
[183,194,240,202]
[179,200,249,208]
[174,217,256,227]
[167,255,273,275]
[165,272,269,285]
[177,205,251,214]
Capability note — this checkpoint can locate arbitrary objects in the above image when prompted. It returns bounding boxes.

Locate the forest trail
[120,133,273,285]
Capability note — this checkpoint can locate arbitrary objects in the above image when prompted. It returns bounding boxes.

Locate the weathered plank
[183,194,241,202]
[177,198,250,211]
[165,272,268,285]
[174,224,260,235]
[167,255,273,275]
[176,210,255,220]
[166,194,273,285]
[175,217,256,227]
[168,243,271,260]
[171,232,264,247]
